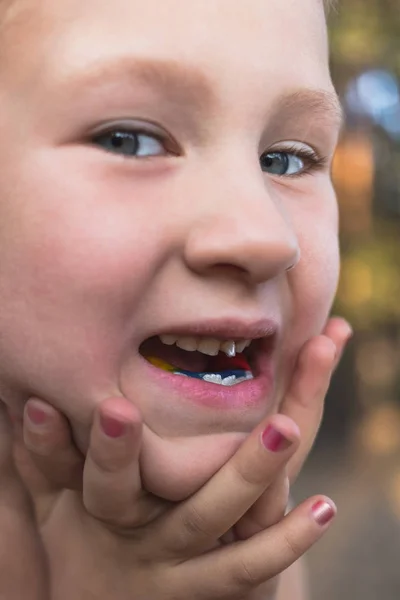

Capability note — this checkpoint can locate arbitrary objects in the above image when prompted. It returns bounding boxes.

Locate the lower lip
[140,355,275,409]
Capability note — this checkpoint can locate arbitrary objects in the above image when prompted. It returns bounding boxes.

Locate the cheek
[0,151,167,325]
[274,202,339,404]
[0,166,166,416]
[289,180,340,330]
[287,190,340,343]
[295,226,340,334]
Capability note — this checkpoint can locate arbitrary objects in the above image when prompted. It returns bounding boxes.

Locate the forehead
[2,0,331,99]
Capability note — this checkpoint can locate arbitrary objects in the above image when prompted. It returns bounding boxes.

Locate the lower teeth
[174,370,253,386]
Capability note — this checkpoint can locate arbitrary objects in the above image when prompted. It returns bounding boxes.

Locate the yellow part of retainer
[146,356,176,372]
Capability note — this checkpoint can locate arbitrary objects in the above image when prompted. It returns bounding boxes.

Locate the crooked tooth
[235,340,251,354]
[203,373,223,384]
[197,338,221,357]
[221,341,236,358]
[175,337,198,352]
[160,335,178,346]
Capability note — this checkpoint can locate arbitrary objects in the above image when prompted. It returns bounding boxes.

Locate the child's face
[0,0,341,499]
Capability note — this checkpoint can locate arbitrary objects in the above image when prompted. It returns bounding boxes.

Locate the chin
[140,427,248,500]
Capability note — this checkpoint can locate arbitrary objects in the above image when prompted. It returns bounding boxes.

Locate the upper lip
[148,318,279,341]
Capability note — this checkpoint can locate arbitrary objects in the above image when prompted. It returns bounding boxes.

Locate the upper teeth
[159,335,252,357]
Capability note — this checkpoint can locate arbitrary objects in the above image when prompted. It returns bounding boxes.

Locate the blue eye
[260,152,303,176]
[260,146,325,177]
[92,130,167,158]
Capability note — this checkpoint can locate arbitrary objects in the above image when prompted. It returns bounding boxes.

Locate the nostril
[211,263,248,278]
[285,248,301,272]
[286,261,296,272]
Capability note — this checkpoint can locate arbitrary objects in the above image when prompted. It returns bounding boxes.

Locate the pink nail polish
[262,425,291,452]
[100,414,126,438]
[26,404,47,426]
[311,500,336,526]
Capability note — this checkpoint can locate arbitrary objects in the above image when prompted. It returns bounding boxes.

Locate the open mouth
[140,335,260,386]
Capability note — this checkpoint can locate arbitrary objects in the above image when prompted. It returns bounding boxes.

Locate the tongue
[141,337,251,373]
[212,353,250,372]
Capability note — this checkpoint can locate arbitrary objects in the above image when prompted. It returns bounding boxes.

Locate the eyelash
[91,124,180,157]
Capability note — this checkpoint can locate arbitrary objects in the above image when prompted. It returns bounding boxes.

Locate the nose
[184,172,300,285]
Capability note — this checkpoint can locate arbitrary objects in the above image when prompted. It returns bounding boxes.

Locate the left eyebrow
[272,88,344,130]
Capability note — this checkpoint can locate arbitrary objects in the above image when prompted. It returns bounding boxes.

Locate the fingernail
[26,403,48,426]
[262,425,291,452]
[343,323,354,344]
[311,500,336,526]
[344,327,354,344]
[335,328,354,362]
[100,414,126,438]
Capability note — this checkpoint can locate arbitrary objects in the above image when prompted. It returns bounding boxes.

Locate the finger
[281,335,335,484]
[23,398,84,491]
[234,472,289,540]
[0,404,48,599]
[284,318,353,484]
[182,495,336,600]
[161,414,300,556]
[0,403,22,491]
[84,397,161,528]
[323,316,353,370]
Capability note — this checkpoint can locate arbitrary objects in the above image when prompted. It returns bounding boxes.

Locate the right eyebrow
[56,56,218,118]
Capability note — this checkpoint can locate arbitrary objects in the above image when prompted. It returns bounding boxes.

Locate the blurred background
[294,1,400,598]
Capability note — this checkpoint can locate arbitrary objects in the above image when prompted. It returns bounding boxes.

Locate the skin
[0,0,342,501]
